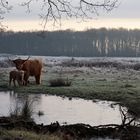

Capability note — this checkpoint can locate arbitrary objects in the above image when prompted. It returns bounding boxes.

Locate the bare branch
[0,0,12,29]
[21,0,119,29]
[20,0,33,13]
[119,105,136,128]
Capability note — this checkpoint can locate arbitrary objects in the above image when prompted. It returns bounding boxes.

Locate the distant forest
[0,28,140,57]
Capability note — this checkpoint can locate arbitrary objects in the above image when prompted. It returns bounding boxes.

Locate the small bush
[10,99,33,121]
[21,100,33,120]
[37,110,44,116]
[124,84,133,88]
[49,77,72,87]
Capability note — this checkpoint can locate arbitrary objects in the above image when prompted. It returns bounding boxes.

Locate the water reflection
[0,91,123,126]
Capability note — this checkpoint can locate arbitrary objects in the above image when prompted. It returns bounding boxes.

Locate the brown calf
[9,70,25,87]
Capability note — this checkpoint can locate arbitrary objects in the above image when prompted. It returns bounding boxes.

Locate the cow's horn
[7,57,13,62]
[25,56,30,61]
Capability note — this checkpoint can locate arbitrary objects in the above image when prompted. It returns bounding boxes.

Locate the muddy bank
[0,116,139,140]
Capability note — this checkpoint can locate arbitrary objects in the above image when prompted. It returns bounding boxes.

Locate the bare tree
[0,0,12,30]
[0,0,118,29]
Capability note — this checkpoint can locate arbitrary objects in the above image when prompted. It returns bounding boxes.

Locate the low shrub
[49,77,72,87]
[10,99,33,121]
[37,110,44,116]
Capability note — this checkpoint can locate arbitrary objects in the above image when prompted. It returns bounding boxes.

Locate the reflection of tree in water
[9,91,42,119]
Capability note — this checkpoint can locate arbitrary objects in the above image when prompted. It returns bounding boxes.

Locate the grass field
[0,129,65,140]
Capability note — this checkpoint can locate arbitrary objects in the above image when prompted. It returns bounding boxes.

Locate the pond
[0,91,124,126]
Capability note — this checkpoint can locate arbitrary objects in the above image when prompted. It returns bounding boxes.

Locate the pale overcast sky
[3,0,140,31]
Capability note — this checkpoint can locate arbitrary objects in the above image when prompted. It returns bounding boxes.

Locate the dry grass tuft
[49,77,72,87]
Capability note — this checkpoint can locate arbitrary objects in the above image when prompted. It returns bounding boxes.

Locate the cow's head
[9,56,30,70]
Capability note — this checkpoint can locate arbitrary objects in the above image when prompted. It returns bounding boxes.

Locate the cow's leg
[17,79,21,86]
[35,75,41,84]
[9,77,12,86]
[24,73,29,85]
[23,80,26,85]
[13,80,16,87]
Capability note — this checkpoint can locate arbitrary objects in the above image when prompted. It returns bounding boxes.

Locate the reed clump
[49,77,72,87]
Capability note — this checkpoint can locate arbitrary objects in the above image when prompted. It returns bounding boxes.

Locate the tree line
[0,28,140,57]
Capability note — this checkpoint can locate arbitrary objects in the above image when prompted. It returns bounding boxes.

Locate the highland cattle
[11,57,43,85]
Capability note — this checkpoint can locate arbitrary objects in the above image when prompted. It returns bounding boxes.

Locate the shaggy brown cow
[9,70,25,87]
[12,57,42,85]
